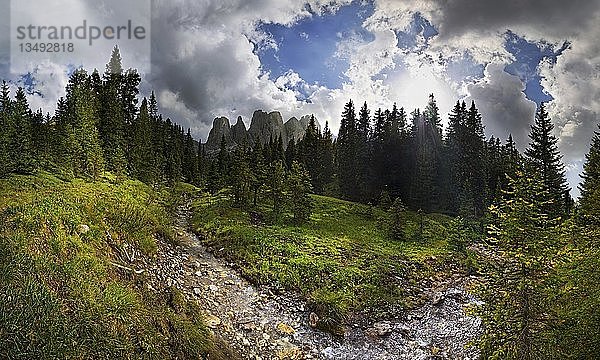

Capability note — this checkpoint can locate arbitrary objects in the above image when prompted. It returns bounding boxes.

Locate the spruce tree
[131,98,154,184]
[9,88,35,174]
[182,129,198,184]
[0,82,12,177]
[98,50,127,177]
[337,100,359,200]
[63,70,104,180]
[250,141,268,206]
[525,103,570,217]
[298,115,322,192]
[286,161,313,224]
[267,160,286,222]
[229,146,253,206]
[320,121,335,195]
[464,101,487,217]
[475,172,559,359]
[356,102,371,201]
[579,124,600,215]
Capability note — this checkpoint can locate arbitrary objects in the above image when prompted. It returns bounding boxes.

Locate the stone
[276,322,295,335]
[205,314,221,328]
[209,284,219,292]
[366,321,393,337]
[76,224,90,234]
[308,312,319,328]
[193,287,202,296]
[432,293,444,306]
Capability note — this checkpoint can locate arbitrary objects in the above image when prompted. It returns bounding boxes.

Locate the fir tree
[0,82,11,177]
[337,100,359,200]
[131,98,154,184]
[286,161,313,224]
[475,173,559,359]
[579,124,600,216]
[525,103,570,217]
[267,161,286,222]
[229,146,254,206]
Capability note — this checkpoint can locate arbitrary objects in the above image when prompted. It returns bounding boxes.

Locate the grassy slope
[0,173,234,359]
[192,193,460,333]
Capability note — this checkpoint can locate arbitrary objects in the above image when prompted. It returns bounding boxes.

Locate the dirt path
[146,203,481,359]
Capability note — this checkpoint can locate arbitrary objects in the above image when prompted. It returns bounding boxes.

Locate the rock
[308,312,319,328]
[231,116,249,145]
[208,284,219,292]
[205,314,221,328]
[193,287,202,296]
[76,224,90,234]
[432,293,444,306]
[366,321,393,337]
[205,116,232,150]
[241,322,256,332]
[276,345,301,360]
[276,322,295,335]
[194,270,203,277]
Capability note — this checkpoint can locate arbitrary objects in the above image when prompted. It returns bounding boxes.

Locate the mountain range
[204,110,320,151]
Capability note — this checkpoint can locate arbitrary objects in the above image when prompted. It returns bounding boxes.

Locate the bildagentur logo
[10,0,151,74]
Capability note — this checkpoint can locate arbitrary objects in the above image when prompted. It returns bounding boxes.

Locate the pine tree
[131,98,154,183]
[267,160,286,222]
[410,95,443,212]
[285,137,297,170]
[9,88,35,174]
[62,70,104,180]
[0,82,11,177]
[337,100,359,200]
[525,103,570,217]
[464,101,487,217]
[106,45,124,75]
[579,124,600,216]
[286,161,313,224]
[250,141,268,206]
[320,121,335,195]
[182,129,198,184]
[475,172,559,359]
[370,108,387,198]
[356,102,371,201]
[298,115,322,192]
[229,146,254,206]
[98,50,127,177]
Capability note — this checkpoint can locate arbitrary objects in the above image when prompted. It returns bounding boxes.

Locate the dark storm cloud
[433,0,599,40]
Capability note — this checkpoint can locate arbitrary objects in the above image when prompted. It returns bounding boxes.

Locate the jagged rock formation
[231,116,249,146]
[204,110,319,151]
[205,117,232,150]
[248,110,285,146]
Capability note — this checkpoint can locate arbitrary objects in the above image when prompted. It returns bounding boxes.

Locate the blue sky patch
[504,31,570,105]
[253,0,375,92]
[396,12,438,50]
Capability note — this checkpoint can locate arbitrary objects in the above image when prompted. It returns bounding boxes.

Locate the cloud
[465,63,537,148]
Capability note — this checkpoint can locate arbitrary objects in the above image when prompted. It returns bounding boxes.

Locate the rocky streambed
[141,205,481,359]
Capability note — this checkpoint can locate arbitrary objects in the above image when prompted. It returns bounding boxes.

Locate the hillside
[191,193,474,331]
[0,173,235,359]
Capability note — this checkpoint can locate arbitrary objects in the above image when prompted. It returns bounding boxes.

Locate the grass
[0,172,236,360]
[192,193,461,334]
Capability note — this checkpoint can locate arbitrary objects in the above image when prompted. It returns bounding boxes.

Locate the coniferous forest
[2,47,600,359]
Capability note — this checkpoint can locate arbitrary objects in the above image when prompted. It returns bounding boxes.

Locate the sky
[0,0,599,196]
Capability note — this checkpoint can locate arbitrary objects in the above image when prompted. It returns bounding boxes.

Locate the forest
[1,46,600,359]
